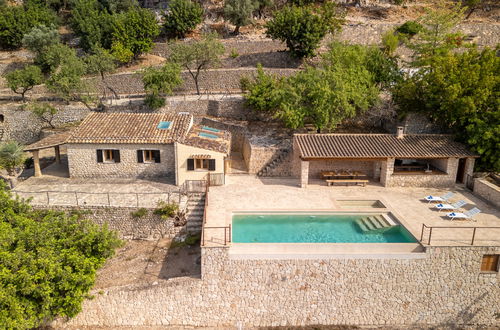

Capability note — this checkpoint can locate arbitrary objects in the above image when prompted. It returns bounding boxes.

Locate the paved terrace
[205,175,500,248]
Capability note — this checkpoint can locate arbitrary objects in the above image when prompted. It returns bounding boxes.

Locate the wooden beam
[54,145,61,164]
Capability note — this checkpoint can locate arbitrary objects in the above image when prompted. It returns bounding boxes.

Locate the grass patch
[131,208,148,218]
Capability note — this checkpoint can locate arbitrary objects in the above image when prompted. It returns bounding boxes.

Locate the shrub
[154,201,179,219]
[381,30,399,55]
[131,208,148,218]
[163,0,203,38]
[265,3,345,58]
[22,25,60,56]
[230,48,239,58]
[396,20,423,37]
[0,141,27,176]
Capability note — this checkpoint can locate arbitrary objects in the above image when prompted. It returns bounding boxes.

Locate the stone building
[24,113,231,186]
[293,128,478,188]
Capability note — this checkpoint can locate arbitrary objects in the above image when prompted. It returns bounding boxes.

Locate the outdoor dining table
[321,171,367,180]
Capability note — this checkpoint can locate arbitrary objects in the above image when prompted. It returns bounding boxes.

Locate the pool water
[232,214,417,243]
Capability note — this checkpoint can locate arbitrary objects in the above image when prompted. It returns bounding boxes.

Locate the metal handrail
[420,223,500,246]
[201,225,231,246]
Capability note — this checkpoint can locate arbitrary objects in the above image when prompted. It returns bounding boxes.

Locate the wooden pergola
[24,131,72,177]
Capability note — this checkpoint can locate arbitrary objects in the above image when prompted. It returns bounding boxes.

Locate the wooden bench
[326,179,369,187]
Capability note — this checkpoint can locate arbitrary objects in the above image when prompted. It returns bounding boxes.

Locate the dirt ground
[94,237,201,289]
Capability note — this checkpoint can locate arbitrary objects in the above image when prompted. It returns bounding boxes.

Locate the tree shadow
[155,232,201,280]
[223,51,302,69]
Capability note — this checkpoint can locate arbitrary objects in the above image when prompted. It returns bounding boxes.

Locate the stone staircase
[257,148,291,177]
[355,214,396,233]
[186,193,206,234]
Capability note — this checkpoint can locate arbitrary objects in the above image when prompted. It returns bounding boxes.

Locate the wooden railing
[420,224,500,246]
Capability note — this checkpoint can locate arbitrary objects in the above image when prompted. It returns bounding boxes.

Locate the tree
[111,7,160,61]
[22,25,60,56]
[265,3,345,58]
[254,0,273,19]
[0,182,122,329]
[4,65,43,102]
[224,0,256,35]
[163,0,203,38]
[169,33,224,95]
[0,3,59,49]
[393,47,499,171]
[0,142,26,177]
[35,42,74,73]
[28,102,58,129]
[85,47,118,99]
[99,0,138,13]
[243,43,381,131]
[141,62,183,109]
[70,0,114,52]
[45,47,91,104]
[409,1,466,65]
[463,0,481,19]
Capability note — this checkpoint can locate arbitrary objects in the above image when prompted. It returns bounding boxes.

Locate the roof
[181,125,231,154]
[24,131,72,151]
[294,134,478,159]
[67,113,193,144]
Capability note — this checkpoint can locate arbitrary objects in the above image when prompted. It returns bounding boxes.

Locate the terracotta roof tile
[67,113,193,144]
[295,134,478,159]
[181,125,231,154]
[24,131,72,151]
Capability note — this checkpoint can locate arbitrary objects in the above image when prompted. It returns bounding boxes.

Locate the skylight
[201,126,221,133]
[199,132,218,139]
[157,121,171,130]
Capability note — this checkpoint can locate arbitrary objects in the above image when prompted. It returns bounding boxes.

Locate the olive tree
[141,62,183,109]
[169,33,224,95]
[4,65,44,102]
[224,0,256,34]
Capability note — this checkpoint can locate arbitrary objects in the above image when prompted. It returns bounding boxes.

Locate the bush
[0,3,58,49]
[265,3,345,58]
[163,0,203,38]
[381,30,399,55]
[0,183,122,329]
[396,20,423,37]
[224,0,256,34]
[0,141,27,176]
[70,0,114,51]
[131,208,148,218]
[154,201,179,219]
[22,25,60,55]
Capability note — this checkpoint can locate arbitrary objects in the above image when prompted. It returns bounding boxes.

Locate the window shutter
[208,159,216,171]
[96,149,103,163]
[113,150,120,163]
[137,150,143,163]
[154,150,161,163]
[187,159,194,171]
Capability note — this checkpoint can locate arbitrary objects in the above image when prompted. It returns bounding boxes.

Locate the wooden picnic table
[321,171,367,179]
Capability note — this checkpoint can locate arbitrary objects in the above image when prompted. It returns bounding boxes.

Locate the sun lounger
[435,200,466,212]
[446,207,481,221]
[424,192,454,203]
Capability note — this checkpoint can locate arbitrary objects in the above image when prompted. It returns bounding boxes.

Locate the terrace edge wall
[56,245,500,327]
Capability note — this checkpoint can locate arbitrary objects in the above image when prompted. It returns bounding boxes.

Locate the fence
[420,224,500,246]
[13,190,185,208]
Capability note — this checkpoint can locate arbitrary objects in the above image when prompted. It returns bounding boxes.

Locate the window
[96,149,120,163]
[481,255,499,272]
[187,158,215,171]
[137,150,160,163]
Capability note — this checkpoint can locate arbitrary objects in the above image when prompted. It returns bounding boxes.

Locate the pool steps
[355,214,396,233]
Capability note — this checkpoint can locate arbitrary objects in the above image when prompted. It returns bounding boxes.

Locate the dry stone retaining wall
[473,178,500,208]
[55,245,500,327]
[33,205,184,240]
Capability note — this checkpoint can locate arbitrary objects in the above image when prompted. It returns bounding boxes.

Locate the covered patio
[293,133,478,188]
[24,131,71,177]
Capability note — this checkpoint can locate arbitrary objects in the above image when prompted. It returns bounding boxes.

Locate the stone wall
[242,136,290,174]
[201,117,248,152]
[474,178,500,208]
[56,245,500,327]
[34,205,185,240]
[67,143,175,179]
[384,158,459,188]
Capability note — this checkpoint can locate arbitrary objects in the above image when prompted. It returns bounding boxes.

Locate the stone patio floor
[204,175,500,248]
[13,160,181,208]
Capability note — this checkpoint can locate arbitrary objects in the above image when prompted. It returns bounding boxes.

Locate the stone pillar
[380,158,394,187]
[54,145,61,164]
[372,161,381,180]
[300,160,309,188]
[446,158,459,182]
[464,158,475,178]
[33,150,42,177]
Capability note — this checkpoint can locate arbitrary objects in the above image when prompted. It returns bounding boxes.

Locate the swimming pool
[232,213,417,243]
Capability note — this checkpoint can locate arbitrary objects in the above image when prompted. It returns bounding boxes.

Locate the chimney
[396,126,404,139]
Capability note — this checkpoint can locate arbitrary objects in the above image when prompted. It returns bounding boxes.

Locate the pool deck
[203,175,500,252]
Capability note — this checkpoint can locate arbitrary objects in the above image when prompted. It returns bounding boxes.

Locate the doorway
[456,158,466,183]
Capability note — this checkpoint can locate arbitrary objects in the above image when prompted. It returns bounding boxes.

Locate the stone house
[25,113,231,186]
[293,128,478,188]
